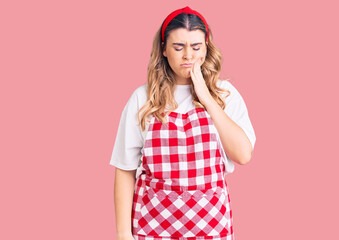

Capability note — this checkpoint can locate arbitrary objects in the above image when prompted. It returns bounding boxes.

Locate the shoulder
[131,83,147,102]
[125,83,147,107]
[216,79,241,101]
[216,78,237,91]
[133,83,147,95]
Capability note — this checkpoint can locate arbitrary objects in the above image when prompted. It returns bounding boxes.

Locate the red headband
[161,6,209,42]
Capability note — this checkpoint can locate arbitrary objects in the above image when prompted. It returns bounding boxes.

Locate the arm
[189,59,254,165]
[114,167,137,239]
[205,96,253,165]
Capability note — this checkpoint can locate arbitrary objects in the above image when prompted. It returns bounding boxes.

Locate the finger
[190,66,196,83]
[194,59,201,77]
[193,59,198,75]
[198,58,204,74]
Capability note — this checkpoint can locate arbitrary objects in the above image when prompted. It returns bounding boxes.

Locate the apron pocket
[137,185,231,238]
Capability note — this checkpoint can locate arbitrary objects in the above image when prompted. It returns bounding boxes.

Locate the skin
[115,28,253,240]
[115,168,136,240]
[162,28,207,85]
[163,28,253,164]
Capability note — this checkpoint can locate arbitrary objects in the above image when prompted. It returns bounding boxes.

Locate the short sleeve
[217,80,256,174]
[224,81,256,150]
[109,89,143,170]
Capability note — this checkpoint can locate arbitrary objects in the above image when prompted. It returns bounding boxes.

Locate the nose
[183,48,194,60]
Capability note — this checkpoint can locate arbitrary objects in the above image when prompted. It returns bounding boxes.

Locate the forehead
[167,28,205,43]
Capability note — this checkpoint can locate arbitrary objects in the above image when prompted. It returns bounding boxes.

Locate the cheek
[168,55,181,66]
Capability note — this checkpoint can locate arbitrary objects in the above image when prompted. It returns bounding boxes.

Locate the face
[162,28,208,84]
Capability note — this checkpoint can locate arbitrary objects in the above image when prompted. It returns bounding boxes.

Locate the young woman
[110,6,256,240]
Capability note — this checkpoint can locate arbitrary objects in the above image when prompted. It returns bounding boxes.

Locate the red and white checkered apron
[132,107,234,240]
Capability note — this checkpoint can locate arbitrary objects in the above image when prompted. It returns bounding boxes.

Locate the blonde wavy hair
[137,13,231,131]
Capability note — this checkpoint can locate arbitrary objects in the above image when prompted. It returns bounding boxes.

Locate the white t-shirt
[110,79,256,178]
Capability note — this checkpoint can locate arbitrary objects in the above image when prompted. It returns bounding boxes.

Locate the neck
[174,75,192,85]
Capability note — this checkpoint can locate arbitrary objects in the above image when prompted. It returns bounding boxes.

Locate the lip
[181,63,193,67]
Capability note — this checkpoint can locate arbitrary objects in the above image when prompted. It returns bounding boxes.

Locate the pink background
[1,0,338,239]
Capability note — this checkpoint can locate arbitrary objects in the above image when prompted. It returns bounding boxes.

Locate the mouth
[181,63,193,67]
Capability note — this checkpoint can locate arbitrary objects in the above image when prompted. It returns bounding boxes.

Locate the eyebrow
[172,42,203,47]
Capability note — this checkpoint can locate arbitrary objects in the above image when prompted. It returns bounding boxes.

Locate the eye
[175,48,200,51]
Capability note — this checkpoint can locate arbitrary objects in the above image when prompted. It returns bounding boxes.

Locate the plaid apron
[132,107,234,239]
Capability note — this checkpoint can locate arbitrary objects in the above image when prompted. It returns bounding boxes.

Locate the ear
[162,42,167,57]
[205,42,208,56]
